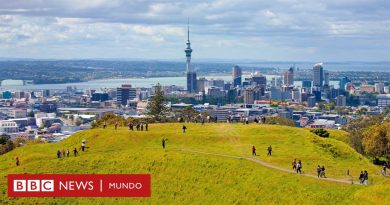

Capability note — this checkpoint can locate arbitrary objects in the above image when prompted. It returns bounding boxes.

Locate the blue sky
[0,0,390,61]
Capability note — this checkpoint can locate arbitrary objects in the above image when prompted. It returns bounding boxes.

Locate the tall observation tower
[185,20,197,93]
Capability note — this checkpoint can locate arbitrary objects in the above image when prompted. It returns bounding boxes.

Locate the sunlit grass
[0,123,389,204]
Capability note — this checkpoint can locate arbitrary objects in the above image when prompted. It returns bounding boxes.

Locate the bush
[310,128,330,138]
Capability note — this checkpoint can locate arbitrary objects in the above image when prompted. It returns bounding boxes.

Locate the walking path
[147,147,355,185]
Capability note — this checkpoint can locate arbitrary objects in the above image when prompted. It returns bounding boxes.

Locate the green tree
[362,122,390,158]
[147,83,169,122]
[310,128,330,138]
[0,135,9,145]
[264,116,295,127]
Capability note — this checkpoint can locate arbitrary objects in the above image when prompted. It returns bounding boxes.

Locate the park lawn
[0,123,389,205]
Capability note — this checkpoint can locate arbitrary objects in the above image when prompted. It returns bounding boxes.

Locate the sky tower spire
[187,18,190,43]
[185,18,196,93]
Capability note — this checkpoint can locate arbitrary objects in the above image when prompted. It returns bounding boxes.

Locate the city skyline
[0,0,390,61]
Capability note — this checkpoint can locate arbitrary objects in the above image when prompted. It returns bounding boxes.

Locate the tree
[362,122,390,158]
[147,83,169,122]
[0,135,9,145]
[342,115,386,154]
[264,116,295,127]
[74,118,82,126]
[310,129,330,138]
[175,106,199,122]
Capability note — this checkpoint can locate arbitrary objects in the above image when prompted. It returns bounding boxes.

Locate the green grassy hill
[0,124,389,205]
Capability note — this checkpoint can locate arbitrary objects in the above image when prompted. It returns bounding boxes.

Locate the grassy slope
[0,124,389,205]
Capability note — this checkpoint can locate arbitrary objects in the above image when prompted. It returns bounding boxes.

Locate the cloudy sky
[0,0,390,61]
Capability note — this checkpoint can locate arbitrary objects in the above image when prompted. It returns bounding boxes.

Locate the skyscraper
[339,76,351,91]
[185,21,197,93]
[313,63,324,87]
[232,65,242,87]
[117,84,136,106]
[283,66,294,86]
[324,71,330,86]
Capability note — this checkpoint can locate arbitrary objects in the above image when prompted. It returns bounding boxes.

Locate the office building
[197,77,208,92]
[360,84,375,93]
[283,67,294,86]
[377,94,390,107]
[336,95,347,106]
[232,65,242,87]
[307,96,316,107]
[339,76,351,91]
[375,83,385,94]
[92,93,109,102]
[324,71,329,86]
[243,87,263,104]
[250,73,267,86]
[313,63,324,87]
[117,84,136,106]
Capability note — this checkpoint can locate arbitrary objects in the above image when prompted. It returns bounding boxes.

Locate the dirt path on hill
[146,147,355,185]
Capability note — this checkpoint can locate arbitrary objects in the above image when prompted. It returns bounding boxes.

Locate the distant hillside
[0,124,389,204]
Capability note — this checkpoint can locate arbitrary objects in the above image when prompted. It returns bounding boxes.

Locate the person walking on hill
[114,122,118,130]
[145,123,148,131]
[162,138,167,149]
[382,165,387,176]
[103,121,107,129]
[66,149,70,157]
[136,124,140,131]
[73,148,78,157]
[359,171,364,184]
[296,160,302,174]
[182,125,187,133]
[317,165,322,178]
[321,166,326,178]
[363,170,369,185]
[57,150,61,158]
[15,157,20,166]
[267,145,272,156]
[252,145,257,156]
[81,140,86,152]
[62,149,66,157]
[292,159,297,170]
[141,124,144,131]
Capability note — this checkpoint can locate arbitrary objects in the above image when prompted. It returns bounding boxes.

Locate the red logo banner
[8,174,151,197]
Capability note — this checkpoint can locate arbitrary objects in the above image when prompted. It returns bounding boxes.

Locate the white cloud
[0,0,389,60]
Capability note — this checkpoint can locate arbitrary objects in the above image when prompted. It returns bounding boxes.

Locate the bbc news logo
[14,180,54,192]
[8,174,151,197]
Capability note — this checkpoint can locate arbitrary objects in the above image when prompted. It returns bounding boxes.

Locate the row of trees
[0,135,43,155]
[343,115,390,160]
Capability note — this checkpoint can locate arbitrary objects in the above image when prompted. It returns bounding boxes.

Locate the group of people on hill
[102,121,149,132]
[56,140,86,158]
[359,171,369,185]
[128,122,148,131]
[57,148,78,158]
[317,165,326,178]
[292,159,303,174]
[251,145,273,156]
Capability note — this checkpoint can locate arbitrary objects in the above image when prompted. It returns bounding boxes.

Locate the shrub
[310,128,330,138]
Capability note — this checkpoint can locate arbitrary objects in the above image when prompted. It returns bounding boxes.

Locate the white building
[0,121,18,134]
[8,108,27,118]
[292,89,301,103]
[374,83,385,94]
[336,95,347,106]
[377,94,390,107]
[310,119,335,129]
